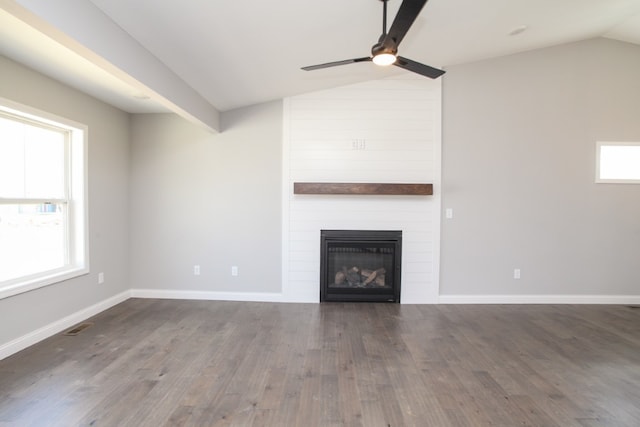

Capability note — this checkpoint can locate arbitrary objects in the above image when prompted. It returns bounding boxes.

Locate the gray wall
[0,56,131,345]
[129,102,282,294]
[441,38,640,297]
[3,35,639,355]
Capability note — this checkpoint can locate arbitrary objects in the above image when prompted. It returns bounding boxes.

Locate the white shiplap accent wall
[282,76,441,303]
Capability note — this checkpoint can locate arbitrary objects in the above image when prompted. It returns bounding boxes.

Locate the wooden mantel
[293,182,433,196]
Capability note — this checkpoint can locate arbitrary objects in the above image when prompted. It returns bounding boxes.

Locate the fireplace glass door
[320,230,402,302]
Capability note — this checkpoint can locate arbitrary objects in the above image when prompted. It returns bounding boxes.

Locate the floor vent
[63,322,93,336]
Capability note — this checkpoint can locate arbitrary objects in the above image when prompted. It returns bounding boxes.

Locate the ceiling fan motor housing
[371,41,397,58]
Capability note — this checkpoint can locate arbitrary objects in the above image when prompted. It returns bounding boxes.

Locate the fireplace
[320,230,402,303]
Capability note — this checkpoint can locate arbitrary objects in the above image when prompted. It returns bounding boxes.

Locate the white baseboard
[131,290,640,305]
[438,294,640,304]
[0,290,131,361]
[130,288,288,303]
[5,290,638,360]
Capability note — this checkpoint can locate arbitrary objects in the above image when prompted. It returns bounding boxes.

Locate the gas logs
[333,266,387,288]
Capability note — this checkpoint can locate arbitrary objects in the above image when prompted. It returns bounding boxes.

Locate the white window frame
[0,97,89,300]
[595,141,640,184]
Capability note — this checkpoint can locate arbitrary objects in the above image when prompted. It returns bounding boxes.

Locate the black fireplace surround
[320,230,402,303]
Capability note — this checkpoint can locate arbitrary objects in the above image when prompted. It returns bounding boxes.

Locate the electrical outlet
[445,208,453,219]
[231,266,238,276]
[513,268,521,279]
[98,272,104,284]
[194,265,200,276]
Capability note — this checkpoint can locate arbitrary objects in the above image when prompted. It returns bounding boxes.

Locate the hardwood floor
[1,300,639,426]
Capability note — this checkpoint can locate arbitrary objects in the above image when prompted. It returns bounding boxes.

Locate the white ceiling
[2,0,640,115]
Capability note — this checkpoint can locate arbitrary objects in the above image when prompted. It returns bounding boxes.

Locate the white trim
[0,198,67,204]
[0,97,86,130]
[4,291,639,360]
[0,267,89,300]
[0,97,89,299]
[0,290,130,360]
[438,294,640,305]
[280,98,292,301]
[428,80,443,304]
[130,288,290,303]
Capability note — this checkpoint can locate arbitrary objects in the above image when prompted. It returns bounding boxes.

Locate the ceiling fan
[302,0,445,79]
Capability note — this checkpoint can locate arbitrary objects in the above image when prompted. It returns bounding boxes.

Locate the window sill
[0,266,89,300]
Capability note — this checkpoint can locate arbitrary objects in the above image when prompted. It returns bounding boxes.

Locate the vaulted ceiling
[2,0,640,132]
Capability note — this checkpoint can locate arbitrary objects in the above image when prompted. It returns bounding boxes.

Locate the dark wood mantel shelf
[293,182,433,196]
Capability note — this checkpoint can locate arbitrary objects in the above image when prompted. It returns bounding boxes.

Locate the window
[596,141,640,183]
[0,98,88,299]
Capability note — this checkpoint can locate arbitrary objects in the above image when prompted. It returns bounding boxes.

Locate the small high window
[596,142,640,183]
[0,98,88,299]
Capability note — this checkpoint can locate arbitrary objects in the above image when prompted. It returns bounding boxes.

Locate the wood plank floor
[1,300,639,426]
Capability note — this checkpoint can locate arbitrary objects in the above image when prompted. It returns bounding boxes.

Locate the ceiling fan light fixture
[372,52,397,66]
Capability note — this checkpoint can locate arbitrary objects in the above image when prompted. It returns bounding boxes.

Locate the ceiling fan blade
[383,0,428,49]
[394,56,445,79]
[302,57,371,71]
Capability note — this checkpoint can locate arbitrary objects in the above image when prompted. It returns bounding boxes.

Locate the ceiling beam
[2,0,220,132]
